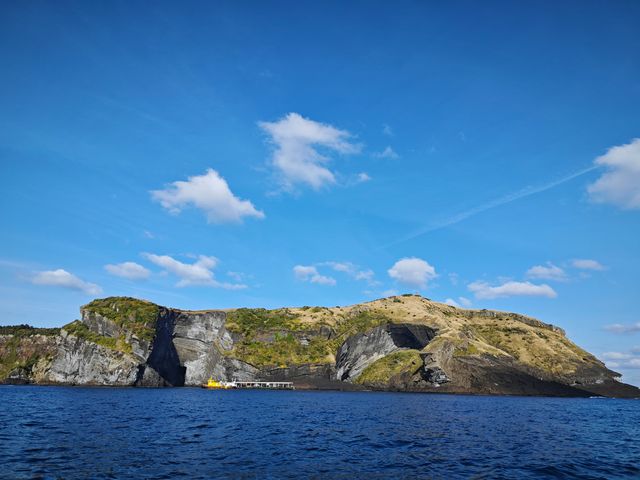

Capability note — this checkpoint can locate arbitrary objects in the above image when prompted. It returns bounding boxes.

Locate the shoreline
[2,382,636,400]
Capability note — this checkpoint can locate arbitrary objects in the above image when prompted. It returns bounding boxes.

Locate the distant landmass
[1,295,637,397]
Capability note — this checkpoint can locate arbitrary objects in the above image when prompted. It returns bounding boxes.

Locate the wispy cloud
[526,262,567,281]
[259,112,361,191]
[151,169,264,224]
[356,172,372,183]
[320,261,377,285]
[372,146,399,159]
[444,297,472,308]
[468,280,557,300]
[386,165,597,247]
[31,269,102,295]
[572,259,606,271]
[293,265,336,286]
[601,350,640,369]
[105,262,150,280]
[143,253,246,289]
[604,322,640,334]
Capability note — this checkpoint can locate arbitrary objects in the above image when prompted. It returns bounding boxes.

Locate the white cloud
[258,112,361,191]
[468,280,557,300]
[388,257,437,289]
[382,124,393,136]
[458,296,472,307]
[309,274,336,286]
[324,262,351,273]
[526,262,567,281]
[143,253,246,289]
[151,169,264,224]
[604,322,640,334]
[356,172,372,183]
[32,269,102,295]
[602,351,634,360]
[320,261,377,285]
[226,271,246,282]
[445,296,472,308]
[354,269,375,283]
[448,273,459,286]
[105,262,150,280]
[373,146,399,159]
[571,259,606,271]
[587,138,640,209]
[602,350,640,370]
[293,265,336,286]
[444,298,460,307]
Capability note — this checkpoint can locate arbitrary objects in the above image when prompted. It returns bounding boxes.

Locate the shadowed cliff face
[1,296,638,398]
[139,309,257,386]
[335,324,436,381]
[138,309,185,387]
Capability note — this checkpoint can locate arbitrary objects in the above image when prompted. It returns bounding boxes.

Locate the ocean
[0,386,638,479]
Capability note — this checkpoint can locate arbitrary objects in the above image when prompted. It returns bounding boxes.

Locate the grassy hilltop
[1,294,631,396]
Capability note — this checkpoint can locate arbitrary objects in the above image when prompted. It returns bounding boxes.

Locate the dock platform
[234,381,294,390]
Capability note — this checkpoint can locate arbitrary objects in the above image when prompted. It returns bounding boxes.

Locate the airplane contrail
[382,164,599,248]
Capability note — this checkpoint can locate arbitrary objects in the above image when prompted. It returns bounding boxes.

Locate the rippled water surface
[0,386,639,479]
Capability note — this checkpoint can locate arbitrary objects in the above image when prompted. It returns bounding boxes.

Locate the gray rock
[45,330,139,385]
[335,324,436,382]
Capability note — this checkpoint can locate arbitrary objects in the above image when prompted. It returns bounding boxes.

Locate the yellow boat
[201,377,234,389]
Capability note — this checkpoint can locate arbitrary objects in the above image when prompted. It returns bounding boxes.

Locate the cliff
[1,295,637,397]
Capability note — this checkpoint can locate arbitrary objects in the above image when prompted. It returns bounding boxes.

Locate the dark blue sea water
[0,386,638,479]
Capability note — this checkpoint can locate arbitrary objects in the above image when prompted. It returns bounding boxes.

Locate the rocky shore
[1,295,638,398]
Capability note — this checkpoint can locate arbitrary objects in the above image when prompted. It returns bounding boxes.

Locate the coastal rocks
[81,309,151,361]
[2,295,640,398]
[335,324,436,381]
[420,353,450,386]
[423,367,450,386]
[0,332,59,384]
[45,330,139,386]
[137,309,258,386]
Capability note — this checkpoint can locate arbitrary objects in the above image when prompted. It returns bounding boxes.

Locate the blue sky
[1,1,640,383]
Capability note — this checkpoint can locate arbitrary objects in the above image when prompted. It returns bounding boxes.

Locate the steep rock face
[139,309,257,386]
[335,324,436,381]
[1,295,639,398]
[45,330,140,386]
[81,309,152,361]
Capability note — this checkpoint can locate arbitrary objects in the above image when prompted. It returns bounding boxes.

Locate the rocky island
[1,295,637,397]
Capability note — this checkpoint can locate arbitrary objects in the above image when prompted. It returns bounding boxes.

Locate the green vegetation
[226,308,302,336]
[232,334,334,367]
[62,320,132,353]
[468,324,529,358]
[0,326,61,378]
[228,309,394,368]
[356,350,422,384]
[454,343,480,356]
[332,310,390,342]
[0,334,57,380]
[0,325,60,337]
[83,297,159,341]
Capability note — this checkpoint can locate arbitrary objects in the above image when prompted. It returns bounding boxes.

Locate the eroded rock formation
[1,295,638,398]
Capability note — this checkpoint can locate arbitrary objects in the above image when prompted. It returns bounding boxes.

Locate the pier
[234,381,294,390]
